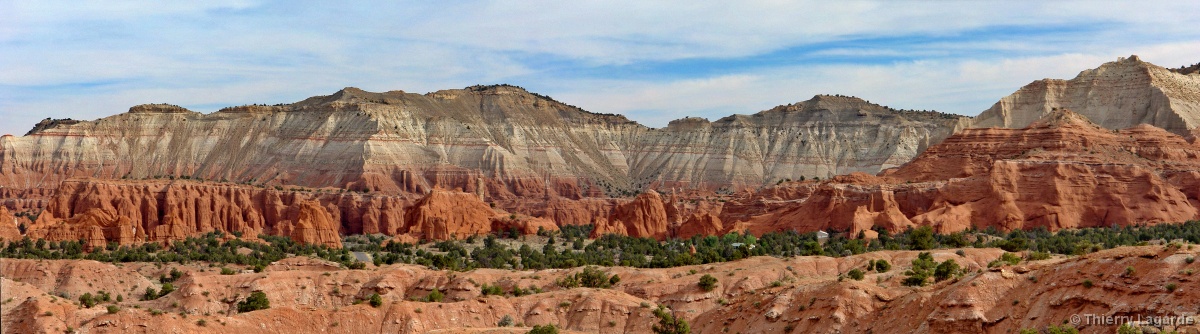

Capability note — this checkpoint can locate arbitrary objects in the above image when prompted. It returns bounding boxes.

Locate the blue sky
[2,1,1200,135]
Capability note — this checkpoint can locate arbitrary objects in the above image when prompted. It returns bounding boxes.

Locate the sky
[2,1,1200,136]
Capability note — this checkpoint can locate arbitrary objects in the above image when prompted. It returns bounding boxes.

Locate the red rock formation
[593,190,670,240]
[403,189,497,240]
[0,206,23,241]
[675,212,723,239]
[278,200,343,248]
[24,179,399,247]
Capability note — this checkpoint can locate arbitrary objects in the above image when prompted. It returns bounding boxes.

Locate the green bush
[874,260,891,273]
[106,305,120,314]
[933,259,960,282]
[698,274,718,292]
[1082,279,1094,288]
[481,284,504,296]
[1046,324,1079,334]
[79,292,97,308]
[527,324,559,334]
[220,267,237,275]
[1027,251,1051,261]
[903,252,936,286]
[652,306,690,334]
[369,293,382,307]
[425,288,444,303]
[498,314,514,327]
[143,288,159,301]
[237,291,270,313]
[159,283,175,297]
[847,269,865,281]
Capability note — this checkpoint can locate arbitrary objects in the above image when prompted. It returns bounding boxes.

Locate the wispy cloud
[2,1,1199,134]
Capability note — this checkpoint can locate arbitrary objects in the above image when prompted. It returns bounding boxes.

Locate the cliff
[731,109,1200,235]
[0,85,969,205]
[973,55,1200,135]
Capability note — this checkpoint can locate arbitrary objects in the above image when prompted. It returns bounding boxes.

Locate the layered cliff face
[730,110,1200,235]
[0,85,969,204]
[973,55,1200,135]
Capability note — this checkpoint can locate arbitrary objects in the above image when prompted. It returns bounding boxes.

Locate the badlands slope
[2,246,1198,333]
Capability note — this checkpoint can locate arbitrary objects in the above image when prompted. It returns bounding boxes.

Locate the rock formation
[0,206,22,241]
[0,85,969,207]
[279,200,343,248]
[974,55,1200,135]
[17,178,571,246]
[402,189,556,240]
[592,190,670,240]
[730,109,1200,235]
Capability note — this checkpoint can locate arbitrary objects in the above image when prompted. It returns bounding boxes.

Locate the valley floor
[3,245,1199,333]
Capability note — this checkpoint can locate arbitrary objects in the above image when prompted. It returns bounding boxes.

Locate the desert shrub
[159,283,175,297]
[848,269,865,281]
[1082,279,1094,288]
[903,252,937,286]
[424,288,444,302]
[874,260,891,273]
[498,314,514,327]
[480,284,503,296]
[143,288,159,301]
[527,324,559,334]
[79,292,96,308]
[220,267,236,275]
[908,226,936,250]
[1046,324,1079,334]
[933,259,960,282]
[106,305,120,314]
[652,306,690,334]
[698,274,718,291]
[1027,251,1051,261]
[237,291,270,313]
[369,293,382,307]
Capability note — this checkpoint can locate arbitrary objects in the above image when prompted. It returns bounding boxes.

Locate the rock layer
[0,85,969,205]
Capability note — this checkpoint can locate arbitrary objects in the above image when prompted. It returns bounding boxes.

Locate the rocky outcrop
[593,191,670,240]
[974,55,1200,135]
[0,206,22,241]
[279,200,343,248]
[675,211,723,239]
[403,189,499,240]
[732,110,1200,235]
